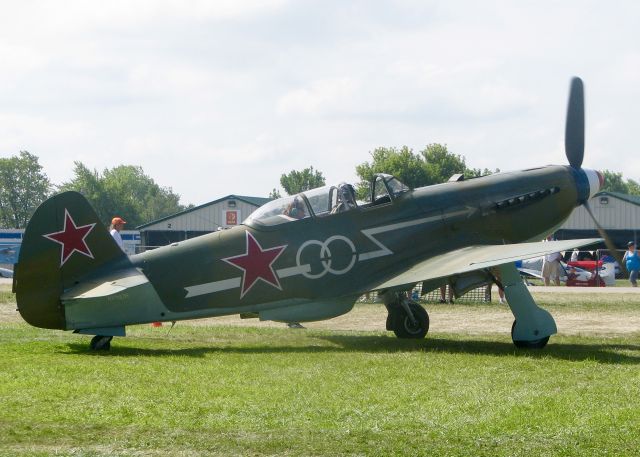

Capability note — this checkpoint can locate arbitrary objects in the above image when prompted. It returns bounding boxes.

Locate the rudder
[15,191,129,329]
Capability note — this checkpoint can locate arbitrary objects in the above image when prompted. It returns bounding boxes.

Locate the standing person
[439,284,453,304]
[542,251,562,286]
[542,236,562,286]
[570,249,579,262]
[110,217,127,252]
[623,241,639,287]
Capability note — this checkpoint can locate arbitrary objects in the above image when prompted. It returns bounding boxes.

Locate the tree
[422,143,468,184]
[595,170,640,196]
[0,151,51,228]
[279,166,326,195]
[601,170,630,194]
[466,167,500,178]
[59,162,112,220]
[355,147,429,198]
[354,143,494,199]
[102,165,183,225]
[626,179,640,196]
[60,163,186,227]
[268,188,282,199]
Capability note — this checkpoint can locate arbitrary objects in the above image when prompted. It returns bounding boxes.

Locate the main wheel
[391,302,429,339]
[511,321,549,349]
[89,335,113,351]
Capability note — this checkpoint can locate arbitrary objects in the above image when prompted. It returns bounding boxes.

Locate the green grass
[0,287,14,304]
[1,293,640,456]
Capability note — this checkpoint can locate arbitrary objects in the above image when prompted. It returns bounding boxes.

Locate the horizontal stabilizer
[61,268,149,300]
[61,266,168,330]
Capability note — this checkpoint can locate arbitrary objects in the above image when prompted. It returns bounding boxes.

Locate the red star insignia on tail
[223,232,286,298]
[43,209,96,267]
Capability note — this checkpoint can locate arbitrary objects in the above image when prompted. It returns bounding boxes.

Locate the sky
[1,0,639,206]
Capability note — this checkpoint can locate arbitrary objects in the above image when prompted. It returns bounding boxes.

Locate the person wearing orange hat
[110,217,127,251]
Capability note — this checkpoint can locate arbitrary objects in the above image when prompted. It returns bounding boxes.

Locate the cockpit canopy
[244,194,311,226]
[370,173,409,205]
[244,174,409,227]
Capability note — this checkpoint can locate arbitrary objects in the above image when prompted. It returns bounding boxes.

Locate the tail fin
[15,191,130,329]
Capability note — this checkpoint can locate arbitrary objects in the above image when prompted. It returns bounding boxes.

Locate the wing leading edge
[370,238,602,291]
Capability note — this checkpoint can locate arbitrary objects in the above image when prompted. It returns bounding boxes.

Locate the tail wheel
[90,335,113,351]
[511,321,549,349]
[391,302,429,339]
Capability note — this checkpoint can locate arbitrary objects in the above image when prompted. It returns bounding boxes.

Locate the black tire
[391,302,429,339]
[89,335,113,351]
[511,321,549,349]
[385,312,393,331]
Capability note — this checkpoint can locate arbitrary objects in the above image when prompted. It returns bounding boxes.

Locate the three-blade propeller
[564,77,627,274]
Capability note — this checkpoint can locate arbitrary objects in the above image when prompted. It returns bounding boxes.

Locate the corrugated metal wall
[141,200,259,231]
[561,195,640,230]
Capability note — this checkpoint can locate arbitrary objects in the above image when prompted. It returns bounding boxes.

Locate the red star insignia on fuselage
[43,209,96,267]
[222,232,286,298]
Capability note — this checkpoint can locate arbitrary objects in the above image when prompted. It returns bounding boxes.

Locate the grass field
[1,285,639,456]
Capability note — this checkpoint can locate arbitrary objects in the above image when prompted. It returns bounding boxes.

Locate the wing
[369,238,601,291]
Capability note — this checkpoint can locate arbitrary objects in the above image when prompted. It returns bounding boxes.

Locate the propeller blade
[565,77,585,169]
[583,201,627,275]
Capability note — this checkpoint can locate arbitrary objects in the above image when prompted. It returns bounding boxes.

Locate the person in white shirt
[542,236,562,286]
[109,216,126,251]
[570,249,579,262]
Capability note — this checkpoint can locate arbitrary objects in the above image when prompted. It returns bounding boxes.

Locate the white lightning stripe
[184,208,472,299]
[277,264,311,278]
[184,265,311,298]
[358,209,470,261]
[185,277,241,298]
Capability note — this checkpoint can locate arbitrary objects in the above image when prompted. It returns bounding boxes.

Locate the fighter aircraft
[15,77,607,350]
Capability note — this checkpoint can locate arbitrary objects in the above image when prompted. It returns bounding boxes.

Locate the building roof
[595,191,640,207]
[136,194,271,229]
[233,195,273,207]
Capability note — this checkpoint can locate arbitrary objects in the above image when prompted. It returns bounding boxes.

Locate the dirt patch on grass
[0,285,19,323]
[2,284,639,336]
[177,303,640,337]
[0,304,20,323]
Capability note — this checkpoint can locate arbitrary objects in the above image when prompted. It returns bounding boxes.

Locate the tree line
[0,152,189,229]
[1,147,638,229]
[275,147,640,199]
[273,144,498,198]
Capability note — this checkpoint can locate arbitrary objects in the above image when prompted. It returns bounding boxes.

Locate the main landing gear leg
[498,263,556,349]
[383,291,430,339]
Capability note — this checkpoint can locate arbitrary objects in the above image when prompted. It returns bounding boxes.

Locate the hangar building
[557,191,640,248]
[137,194,270,249]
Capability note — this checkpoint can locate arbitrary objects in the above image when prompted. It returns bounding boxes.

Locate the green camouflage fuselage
[16,164,588,332]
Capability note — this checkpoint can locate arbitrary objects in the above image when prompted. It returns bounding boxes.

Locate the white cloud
[276,78,358,116]
[1,0,640,204]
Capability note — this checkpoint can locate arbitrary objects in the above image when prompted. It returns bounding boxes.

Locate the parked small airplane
[15,77,607,350]
[517,258,615,286]
[0,244,19,264]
